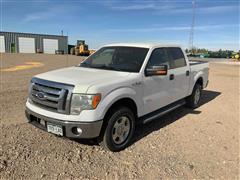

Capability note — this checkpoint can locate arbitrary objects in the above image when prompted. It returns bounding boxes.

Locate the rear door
[166,47,190,100]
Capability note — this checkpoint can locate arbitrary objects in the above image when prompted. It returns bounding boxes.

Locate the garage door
[18,37,35,53]
[43,39,58,54]
[0,36,5,53]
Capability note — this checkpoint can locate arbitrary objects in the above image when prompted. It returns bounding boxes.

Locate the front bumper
[25,108,103,139]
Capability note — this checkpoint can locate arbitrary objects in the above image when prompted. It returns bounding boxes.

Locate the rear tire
[99,106,135,152]
[186,83,202,108]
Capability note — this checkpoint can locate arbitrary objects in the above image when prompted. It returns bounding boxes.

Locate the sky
[1,0,240,51]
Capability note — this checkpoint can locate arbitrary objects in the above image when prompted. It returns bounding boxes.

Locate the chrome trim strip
[29,77,74,114]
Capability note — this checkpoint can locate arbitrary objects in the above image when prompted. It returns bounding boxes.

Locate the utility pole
[189,0,196,54]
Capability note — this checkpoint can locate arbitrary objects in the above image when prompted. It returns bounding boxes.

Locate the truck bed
[189,60,208,66]
[189,60,209,90]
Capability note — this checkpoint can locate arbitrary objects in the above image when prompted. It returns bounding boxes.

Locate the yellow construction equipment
[231,52,240,61]
[70,40,90,56]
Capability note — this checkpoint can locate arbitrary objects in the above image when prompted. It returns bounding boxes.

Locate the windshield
[79,46,149,72]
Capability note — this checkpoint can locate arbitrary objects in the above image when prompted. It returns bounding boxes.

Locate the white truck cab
[25,43,209,151]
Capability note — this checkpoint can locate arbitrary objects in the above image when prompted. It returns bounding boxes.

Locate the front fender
[96,87,140,120]
[69,87,140,122]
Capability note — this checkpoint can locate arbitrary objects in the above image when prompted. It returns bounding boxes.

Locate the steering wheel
[127,61,140,67]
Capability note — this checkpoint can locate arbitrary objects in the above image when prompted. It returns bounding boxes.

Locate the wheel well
[196,77,203,87]
[98,98,138,137]
[104,98,138,120]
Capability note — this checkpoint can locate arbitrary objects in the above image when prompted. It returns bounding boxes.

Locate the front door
[11,43,16,53]
[143,48,175,115]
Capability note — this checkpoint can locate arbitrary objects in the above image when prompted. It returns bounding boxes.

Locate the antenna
[189,0,196,54]
[66,31,69,67]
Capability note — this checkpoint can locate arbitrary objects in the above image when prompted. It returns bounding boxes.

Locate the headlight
[70,94,101,115]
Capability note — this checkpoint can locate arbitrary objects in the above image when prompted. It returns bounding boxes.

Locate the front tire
[99,106,135,152]
[186,83,202,108]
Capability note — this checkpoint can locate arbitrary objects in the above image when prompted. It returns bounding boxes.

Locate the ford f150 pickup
[25,43,209,151]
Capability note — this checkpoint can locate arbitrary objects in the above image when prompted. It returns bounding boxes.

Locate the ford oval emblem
[36,92,46,100]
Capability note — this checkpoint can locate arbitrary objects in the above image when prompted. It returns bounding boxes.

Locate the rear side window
[167,47,186,69]
[147,48,170,68]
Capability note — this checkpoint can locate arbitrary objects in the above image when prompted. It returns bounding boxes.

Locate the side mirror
[145,65,168,76]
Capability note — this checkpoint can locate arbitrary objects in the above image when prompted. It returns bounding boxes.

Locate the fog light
[72,127,82,135]
[77,127,82,134]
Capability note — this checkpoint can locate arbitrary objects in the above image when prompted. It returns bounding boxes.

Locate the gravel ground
[0,53,239,179]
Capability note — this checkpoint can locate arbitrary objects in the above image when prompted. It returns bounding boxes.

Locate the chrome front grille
[29,78,74,114]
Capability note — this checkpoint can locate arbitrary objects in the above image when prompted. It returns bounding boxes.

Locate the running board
[141,99,186,124]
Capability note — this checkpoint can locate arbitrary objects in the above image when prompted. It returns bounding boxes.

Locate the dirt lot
[0,53,239,179]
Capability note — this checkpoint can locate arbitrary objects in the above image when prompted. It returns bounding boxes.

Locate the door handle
[169,74,174,80]
[186,70,190,76]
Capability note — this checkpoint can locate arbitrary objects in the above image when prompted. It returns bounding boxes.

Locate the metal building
[0,31,68,54]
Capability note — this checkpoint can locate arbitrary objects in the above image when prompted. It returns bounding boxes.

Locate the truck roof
[103,43,181,49]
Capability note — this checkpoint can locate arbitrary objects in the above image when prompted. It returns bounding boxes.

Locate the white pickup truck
[25,43,209,151]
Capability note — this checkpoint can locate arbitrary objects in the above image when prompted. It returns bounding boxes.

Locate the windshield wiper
[80,63,122,71]
[79,62,91,67]
[85,64,122,71]
[97,65,122,71]
[103,65,121,71]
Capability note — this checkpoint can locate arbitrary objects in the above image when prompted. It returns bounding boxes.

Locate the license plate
[47,123,63,136]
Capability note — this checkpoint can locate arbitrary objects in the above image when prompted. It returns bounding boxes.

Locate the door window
[147,48,170,68]
[167,47,186,69]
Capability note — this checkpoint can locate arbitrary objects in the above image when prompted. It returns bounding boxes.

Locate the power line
[189,0,196,54]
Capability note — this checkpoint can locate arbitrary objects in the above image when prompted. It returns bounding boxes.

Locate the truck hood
[35,66,130,93]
